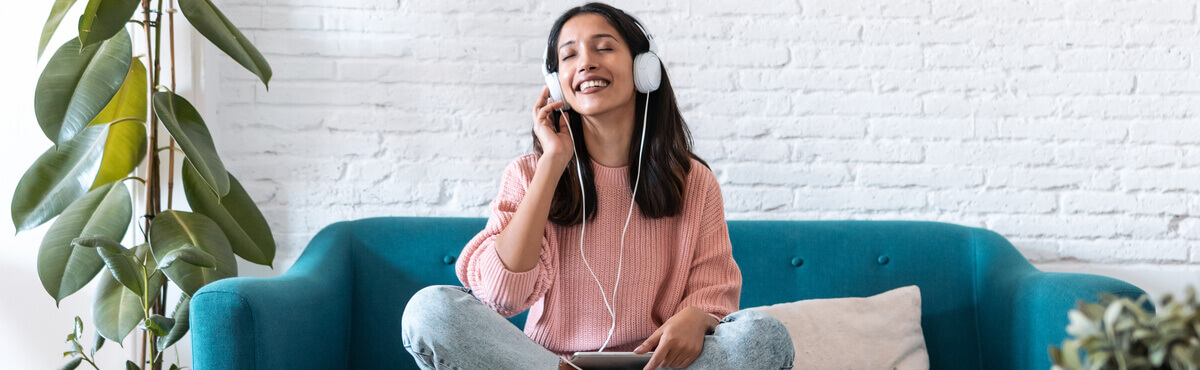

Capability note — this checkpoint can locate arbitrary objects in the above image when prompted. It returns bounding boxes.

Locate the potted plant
[1050,286,1200,370]
[16,0,274,369]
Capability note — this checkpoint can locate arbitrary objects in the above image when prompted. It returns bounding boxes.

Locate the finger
[637,329,663,354]
[537,107,565,134]
[535,86,549,111]
[644,347,669,370]
[679,351,700,369]
[664,347,684,369]
[534,101,558,124]
[539,99,564,117]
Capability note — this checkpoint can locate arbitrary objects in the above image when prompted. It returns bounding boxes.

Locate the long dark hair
[535,2,708,227]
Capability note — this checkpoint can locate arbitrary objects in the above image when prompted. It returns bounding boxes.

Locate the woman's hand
[532,86,574,169]
[634,306,718,369]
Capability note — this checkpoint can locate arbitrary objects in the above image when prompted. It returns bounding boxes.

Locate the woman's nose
[576,52,598,72]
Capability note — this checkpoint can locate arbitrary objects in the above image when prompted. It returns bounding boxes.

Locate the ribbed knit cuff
[476,243,541,308]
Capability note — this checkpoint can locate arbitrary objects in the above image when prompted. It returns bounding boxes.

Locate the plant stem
[155,146,185,155]
[150,1,167,368]
[81,354,100,370]
[167,0,177,211]
[121,176,148,184]
[139,1,153,369]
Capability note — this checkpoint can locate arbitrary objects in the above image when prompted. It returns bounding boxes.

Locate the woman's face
[555,13,637,116]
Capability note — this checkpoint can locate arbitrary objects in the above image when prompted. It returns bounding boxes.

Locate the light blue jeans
[401,285,795,370]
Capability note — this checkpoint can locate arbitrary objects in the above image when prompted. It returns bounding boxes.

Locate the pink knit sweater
[455,153,742,356]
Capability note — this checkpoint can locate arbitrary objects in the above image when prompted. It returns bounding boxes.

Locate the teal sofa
[191,217,1146,369]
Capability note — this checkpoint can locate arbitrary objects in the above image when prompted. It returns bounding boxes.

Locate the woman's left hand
[634,306,718,369]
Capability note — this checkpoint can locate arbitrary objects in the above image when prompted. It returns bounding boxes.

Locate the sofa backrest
[728,220,1015,369]
[340,217,1028,369]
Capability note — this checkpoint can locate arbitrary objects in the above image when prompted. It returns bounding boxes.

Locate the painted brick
[929,190,1057,214]
[720,164,850,187]
[198,0,1200,272]
[987,168,1119,191]
[868,118,975,139]
[793,140,924,164]
[1060,240,1189,263]
[856,164,985,189]
[795,188,927,211]
[807,0,931,18]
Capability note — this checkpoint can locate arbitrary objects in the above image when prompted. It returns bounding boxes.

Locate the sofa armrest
[968,228,1148,370]
[1012,272,1145,370]
[191,222,356,370]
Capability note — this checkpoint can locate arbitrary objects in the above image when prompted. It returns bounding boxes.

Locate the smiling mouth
[576,79,610,94]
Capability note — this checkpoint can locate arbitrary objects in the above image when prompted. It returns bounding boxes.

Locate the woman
[401,3,794,369]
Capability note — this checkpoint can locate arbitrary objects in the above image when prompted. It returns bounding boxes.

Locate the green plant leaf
[1062,339,1084,370]
[183,159,275,266]
[12,125,109,232]
[92,266,143,343]
[91,120,147,190]
[77,0,139,48]
[37,182,131,305]
[156,244,217,270]
[125,360,138,370]
[88,57,147,127]
[144,314,174,337]
[148,211,237,296]
[177,0,271,87]
[152,91,229,197]
[77,236,145,297]
[58,357,83,370]
[71,236,122,250]
[39,0,81,60]
[35,31,132,145]
[92,332,104,356]
[157,295,190,351]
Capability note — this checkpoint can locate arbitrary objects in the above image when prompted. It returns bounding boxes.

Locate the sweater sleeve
[455,155,557,318]
[677,169,742,321]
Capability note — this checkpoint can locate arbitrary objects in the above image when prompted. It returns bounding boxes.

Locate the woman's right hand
[532,86,575,169]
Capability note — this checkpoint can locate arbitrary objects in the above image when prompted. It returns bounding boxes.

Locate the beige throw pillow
[744,285,929,370]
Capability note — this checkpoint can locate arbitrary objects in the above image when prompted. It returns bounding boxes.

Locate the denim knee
[723,310,794,358]
[401,285,471,341]
[733,310,788,339]
[407,285,470,311]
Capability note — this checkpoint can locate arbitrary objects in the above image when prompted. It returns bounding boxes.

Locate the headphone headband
[632,18,657,55]
[544,17,658,73]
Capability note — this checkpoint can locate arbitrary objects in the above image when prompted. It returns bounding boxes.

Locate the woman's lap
[400,285,794,370]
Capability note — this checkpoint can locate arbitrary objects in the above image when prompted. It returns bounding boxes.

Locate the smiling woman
[399,2,795,370]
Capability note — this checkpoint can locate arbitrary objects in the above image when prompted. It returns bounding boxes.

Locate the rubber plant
[16,0,274,369]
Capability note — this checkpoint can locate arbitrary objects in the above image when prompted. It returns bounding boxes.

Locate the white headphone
[542,17,661,353]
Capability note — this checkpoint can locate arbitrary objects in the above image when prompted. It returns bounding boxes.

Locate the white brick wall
[205,0,1200,277]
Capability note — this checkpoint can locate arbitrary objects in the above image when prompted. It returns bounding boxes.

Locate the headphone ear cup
[632,52,662,94]
[544,72,570,111]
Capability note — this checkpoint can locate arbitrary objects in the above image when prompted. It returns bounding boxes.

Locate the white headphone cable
[606,93,648,351]
[559,92,649,353]
[562,110,614,351]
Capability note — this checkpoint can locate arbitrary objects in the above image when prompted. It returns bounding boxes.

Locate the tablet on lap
[568,351,653,369]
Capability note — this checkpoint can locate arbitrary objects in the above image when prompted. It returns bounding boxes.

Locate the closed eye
[563,48,613,61]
